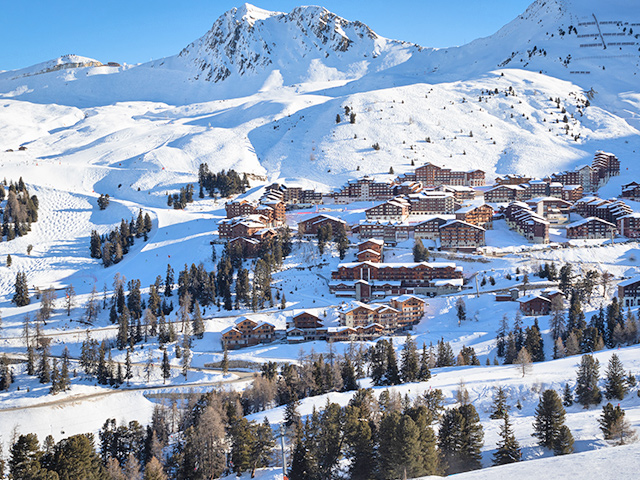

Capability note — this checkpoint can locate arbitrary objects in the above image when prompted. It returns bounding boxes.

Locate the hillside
[0,1,640,479]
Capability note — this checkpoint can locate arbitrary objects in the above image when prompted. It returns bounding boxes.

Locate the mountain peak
[232,3,280,27]
[170,4,403,84]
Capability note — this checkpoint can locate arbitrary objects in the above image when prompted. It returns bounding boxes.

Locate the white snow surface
[0,0,639,478]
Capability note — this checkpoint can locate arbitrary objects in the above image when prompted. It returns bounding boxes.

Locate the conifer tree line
[497,264,639,365]
[90,210,153,267]
[166,184,194,209]
[0,177,39,241]
[238,337,479,415]
[197,164,249,198]
[495,311,544,365]
[4,352,638,479]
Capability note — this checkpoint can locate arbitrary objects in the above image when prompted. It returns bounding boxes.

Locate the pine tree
[404,405,442,476]
[90,230,102,258]
[553,425,574,455]
[250,419,274,477]
[341,357,358,391]
[436,338,455,367]
[401,334,419,382]
[493,414,521,465]
[418,343,432,381]
[289,423,312,480]
[525,319,545,362]
[96,342,109,385]
[554,337,566,359]
[562,383,573,407]
[549,296,565,341]
[606,409,638,445]
[438,404,484,475]
[117,307,130,350]
[456,297,467,325]
[344,403,376,480]
[49,434,106,479]
[39,345,51,384]
[384,339,400,385]
[0,355,13,391]
[164,265,174,297]
[26,345,36,376]
[50,359,60,394]
[125,348,133,386]
[496,314,509,358]
[413,239,428,262]
[181,333,191,380]
[144,350,154,383]
[378,412,422,479]
[9,433,53,480]
[230,418,254,476]
[59,348,71,392]
[369,340,387,386]
[161,349,171,384]
[575,354,601,408]
[599,402,625,440]
[191,300,204,339]
[12,271,30,306]
[604,353,627,401]
[532,389,566,449]
[284,395,301,429]
[221,345,229,375]
[490,386,510,420]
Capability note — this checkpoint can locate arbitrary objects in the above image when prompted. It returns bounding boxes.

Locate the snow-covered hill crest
[155,3,414,85]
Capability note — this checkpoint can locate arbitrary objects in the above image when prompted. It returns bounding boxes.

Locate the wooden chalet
[618,276,640,308]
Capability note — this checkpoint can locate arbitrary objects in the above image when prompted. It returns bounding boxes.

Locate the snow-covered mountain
[0,0,638,190]
[158,3,415,85]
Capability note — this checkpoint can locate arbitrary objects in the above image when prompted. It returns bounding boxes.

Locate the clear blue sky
[0,0,533,71]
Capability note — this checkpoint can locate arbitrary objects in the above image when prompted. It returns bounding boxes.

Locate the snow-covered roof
[413,216,453,225]
[337,261,459,269]
[618,275,640,287]
[527,196,571,205]
[432,278,464,287]
[517,294,551,304]
[221,326,240,335]
[253,321,275,330]
[235,316,257,326]
[455,202,489,214]
[357,249,382,256]
[229,236,260,244]
[440,219,485,231]
[358,238,384,246]
[362,323,384,329]
[566,217,615,229]
[307,214,346,225]
[390,294,424,303]
[326,326,356,333]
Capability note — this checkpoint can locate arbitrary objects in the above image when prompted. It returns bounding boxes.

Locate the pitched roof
[619,275,640,287]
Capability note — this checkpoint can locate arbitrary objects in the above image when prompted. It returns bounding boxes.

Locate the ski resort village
[1,0,640,479]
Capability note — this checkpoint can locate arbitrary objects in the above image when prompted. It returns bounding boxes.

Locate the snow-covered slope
[158,3,415,85]
[0,1,637,192]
